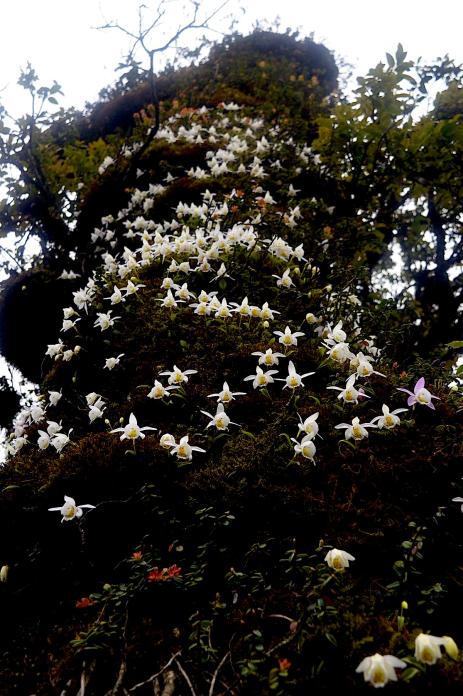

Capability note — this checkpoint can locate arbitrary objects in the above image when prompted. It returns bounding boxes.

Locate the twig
[106,658,127,695]
[208,651,230,696]
[129,652,181,692]
[174,657,197,696]
[75,659,96,696]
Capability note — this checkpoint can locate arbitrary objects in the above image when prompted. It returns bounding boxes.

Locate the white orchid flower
[51,430,73,453]
[159,433,176,449]
[94,311,118,331]
[324,340,354,364]
[158,289,182,309]
[49,495,95,522]
[214,298,232,318]
[169,435,206,460]
[37,431,51,450]
[273,268,294,289]
[104,354,124,370]
[207,382,245,403]
[414,634,443,665]
[105,286,125,305]
[335,417,376,441]
[251,348,285,367]
[89,398,106,423]
[356,653,406,688]
[297,412,319,439]
[231,296,252,316]
[273,325,305,347]
[201,403,238,431]
[278,360,314,390]
[48,391,62,407]
[371,404,408,429]
[110,413,157,441]
[324,548,355,570]
[327,321,347,343]
[327,374,369,404]
[159,365,198,386]
[260,302,279,320]
[243,366,279,389]
[148,380,179,400]
[291,436,316,462]
[46,420,63,436]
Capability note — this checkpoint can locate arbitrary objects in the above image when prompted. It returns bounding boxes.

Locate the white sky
[1,0,462,117]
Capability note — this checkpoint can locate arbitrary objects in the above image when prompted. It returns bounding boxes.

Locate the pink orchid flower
[397,377,440,410]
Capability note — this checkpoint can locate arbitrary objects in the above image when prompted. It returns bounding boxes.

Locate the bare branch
[174,657,197,696]
[208,651,230,696]
[128,652,181,692]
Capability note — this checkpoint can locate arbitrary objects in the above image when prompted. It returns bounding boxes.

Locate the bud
[305,312,318,324]
[293,267,300,275]
[442,636,458,660]
[401,600,408,610]
[103,583,112,592]
[74,345,81,354]
[325,284,332,293]
[0,565,9,582]
[262,320,269,329]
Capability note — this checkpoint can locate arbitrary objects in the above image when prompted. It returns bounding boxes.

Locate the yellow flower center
[289,376,299,387]
[352,425,363,439]
[372,667,386,685]
[127,427,139,439]
[421,647,435,664]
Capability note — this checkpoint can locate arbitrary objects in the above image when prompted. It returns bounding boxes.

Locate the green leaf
[448,341,463,349]
[48,96,58,105]
[396,43,407,64]
[386,53,395,68]
[325,632,337,646]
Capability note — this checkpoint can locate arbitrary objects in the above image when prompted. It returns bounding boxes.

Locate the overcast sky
[1,0,462,117]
